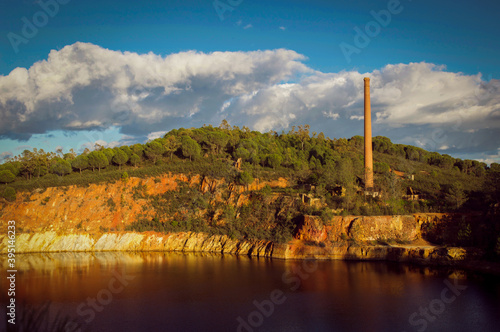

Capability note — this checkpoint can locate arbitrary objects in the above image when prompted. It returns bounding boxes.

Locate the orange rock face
[0,173,289,234]
[295,215,328,243]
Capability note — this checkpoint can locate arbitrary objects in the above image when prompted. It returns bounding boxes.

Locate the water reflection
[1,252,499,332]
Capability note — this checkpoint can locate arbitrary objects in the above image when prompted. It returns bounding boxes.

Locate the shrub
[0,170,16,183]
[2,187,16,202]
[236,171,253,186]
[106,198,116,210]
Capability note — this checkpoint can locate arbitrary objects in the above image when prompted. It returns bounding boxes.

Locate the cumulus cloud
[219,62,500,157]
[147,131,168,141]
[0,42,309,139]
[1,42,500,161]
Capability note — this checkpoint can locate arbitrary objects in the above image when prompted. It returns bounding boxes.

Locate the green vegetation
[1,122,499,250]
[2,186,16,202]
[125,182,298,243]
[1,122,497,213]
[0,169,15,183]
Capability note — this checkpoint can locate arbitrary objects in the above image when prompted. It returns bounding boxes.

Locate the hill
[1,122,499,216]
[1,123,500,260]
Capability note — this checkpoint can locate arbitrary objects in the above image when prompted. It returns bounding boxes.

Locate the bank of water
[1,252,500,332]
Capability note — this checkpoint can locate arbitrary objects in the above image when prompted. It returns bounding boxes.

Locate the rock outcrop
[1,173,495,273]
[0,231,274,257]
[0,173,289,233]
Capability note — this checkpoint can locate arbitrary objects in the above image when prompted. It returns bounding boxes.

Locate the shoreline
[2,230,499,276]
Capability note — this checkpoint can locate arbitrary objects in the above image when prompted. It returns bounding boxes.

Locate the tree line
[0,121,499,213]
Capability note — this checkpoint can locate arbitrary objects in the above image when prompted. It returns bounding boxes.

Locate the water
[2,252,500,332]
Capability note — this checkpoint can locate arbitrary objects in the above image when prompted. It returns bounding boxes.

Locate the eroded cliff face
[0,231,274,257]
[0,173,488,270]
[0,173,288,233]
[284,214,485,267]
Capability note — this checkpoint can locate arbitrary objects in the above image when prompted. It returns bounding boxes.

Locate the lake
[2,252,500,332]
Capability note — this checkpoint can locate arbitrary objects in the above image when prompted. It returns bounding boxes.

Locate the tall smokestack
[364,77,374,189]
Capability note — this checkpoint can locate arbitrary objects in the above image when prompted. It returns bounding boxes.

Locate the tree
[373,136,392,153]
[374,162,390,174]
[0,170,15,183]
[237,171,253,186]
[120,145,133,157]
[131,143,144,157]
[161,136,180,160]
[291,124,310,150]
[382,171,402,200]
[405,146,420,161]
[18,149,36,180]
[267,153,282,169]
[112,149,128,170]
[72,155,89,174]
[51,159,72,176]
[446,182,467,209]
[129,153,141,167]
[145,141,164,163]
[63,152,75,160]
[102,148,115,163]
[87,151,108,172]
[32,148,53,178]
[234,147,250,161]
[181,136,201,161]
[2,187,16,202]
[0,162,21,177]
[208,132,229,154]
[219,119,231,131]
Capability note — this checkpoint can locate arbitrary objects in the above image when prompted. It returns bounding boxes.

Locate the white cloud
[323,111,339,120]
[243,24,253,29]
[147,131,168,141]
[0,42,309,139]
[477,148,500,165]
[1,43,500,162]
[279,26,286,31]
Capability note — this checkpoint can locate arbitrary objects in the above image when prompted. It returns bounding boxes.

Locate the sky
[0,0,499,164]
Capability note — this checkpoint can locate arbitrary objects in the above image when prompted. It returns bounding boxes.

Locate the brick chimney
[364,77,374,189]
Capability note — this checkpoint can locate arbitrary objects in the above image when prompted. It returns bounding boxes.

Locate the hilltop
[1,122,499,216]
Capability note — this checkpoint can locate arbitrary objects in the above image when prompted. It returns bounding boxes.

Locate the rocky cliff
[0,173,288,233]
[0,231,274,257]
[0,173,494,272]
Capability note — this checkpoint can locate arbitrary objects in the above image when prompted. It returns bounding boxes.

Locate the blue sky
[1,0,499,163]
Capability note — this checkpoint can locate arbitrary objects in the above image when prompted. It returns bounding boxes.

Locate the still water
[2,252,500,332]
